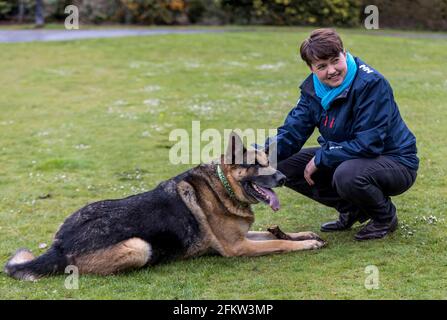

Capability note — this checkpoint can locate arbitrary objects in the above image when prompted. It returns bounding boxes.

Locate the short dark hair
[300,28,344,67]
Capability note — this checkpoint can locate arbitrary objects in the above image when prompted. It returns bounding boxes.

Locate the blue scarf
[313,52,357,110]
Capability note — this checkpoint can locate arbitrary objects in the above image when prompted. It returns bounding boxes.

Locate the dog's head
[219,132,286,211]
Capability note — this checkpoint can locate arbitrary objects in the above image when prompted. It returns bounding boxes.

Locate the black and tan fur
[4,133,325,281]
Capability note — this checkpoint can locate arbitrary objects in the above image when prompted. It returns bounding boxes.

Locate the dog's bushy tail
[4,247,67,281]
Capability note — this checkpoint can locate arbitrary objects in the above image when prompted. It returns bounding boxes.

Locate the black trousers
[277,147,417,221]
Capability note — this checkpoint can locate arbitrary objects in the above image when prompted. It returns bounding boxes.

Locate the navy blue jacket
[272,57,419,170]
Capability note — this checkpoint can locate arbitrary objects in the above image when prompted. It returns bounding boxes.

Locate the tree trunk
[35,0,45,28]
[18,0,25,23]
[124,7,133,24]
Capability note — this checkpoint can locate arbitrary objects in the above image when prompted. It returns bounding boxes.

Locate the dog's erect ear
[224,132,246,165]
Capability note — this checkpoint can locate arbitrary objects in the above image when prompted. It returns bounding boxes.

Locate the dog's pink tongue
[258,186,280,211]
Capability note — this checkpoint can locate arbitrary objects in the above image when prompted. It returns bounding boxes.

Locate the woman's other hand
[304,156,318,186]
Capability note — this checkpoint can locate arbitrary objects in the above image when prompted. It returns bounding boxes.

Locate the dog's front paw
[301,239,326,250]
[298,231,320,240]
[289,231,325,243]
[307,232,326,244]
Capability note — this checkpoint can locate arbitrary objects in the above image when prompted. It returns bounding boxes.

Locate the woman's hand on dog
[304,156,318,186]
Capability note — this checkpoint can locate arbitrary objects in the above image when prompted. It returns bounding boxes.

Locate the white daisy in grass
[143,99,160,107]
[142,85,161,92]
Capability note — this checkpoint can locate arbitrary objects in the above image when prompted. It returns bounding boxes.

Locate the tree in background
[35,0,44,27]
[18,0,25,23]
[0,0,13,20]
[361,0,447,31]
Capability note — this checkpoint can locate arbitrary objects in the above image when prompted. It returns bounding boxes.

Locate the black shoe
[320,211,368,232]
[354,215,398,241]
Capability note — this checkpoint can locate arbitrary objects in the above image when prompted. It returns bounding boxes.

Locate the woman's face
[310,51,347,88]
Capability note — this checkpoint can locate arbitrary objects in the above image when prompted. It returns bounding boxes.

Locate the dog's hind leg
[74,238,152,275]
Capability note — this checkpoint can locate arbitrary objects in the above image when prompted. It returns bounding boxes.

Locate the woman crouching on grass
[268,28,418,240]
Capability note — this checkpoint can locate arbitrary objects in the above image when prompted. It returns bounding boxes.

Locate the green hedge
[0,0,445,30]
[222,0,361,27]
[0,0,362,26]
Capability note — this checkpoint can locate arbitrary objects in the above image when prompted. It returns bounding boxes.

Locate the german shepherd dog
[5,133,325,281]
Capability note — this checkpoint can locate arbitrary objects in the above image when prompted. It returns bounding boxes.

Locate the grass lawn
[0,28,446,299]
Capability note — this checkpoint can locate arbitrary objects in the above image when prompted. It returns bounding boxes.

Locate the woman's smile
[327,73,343,86]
